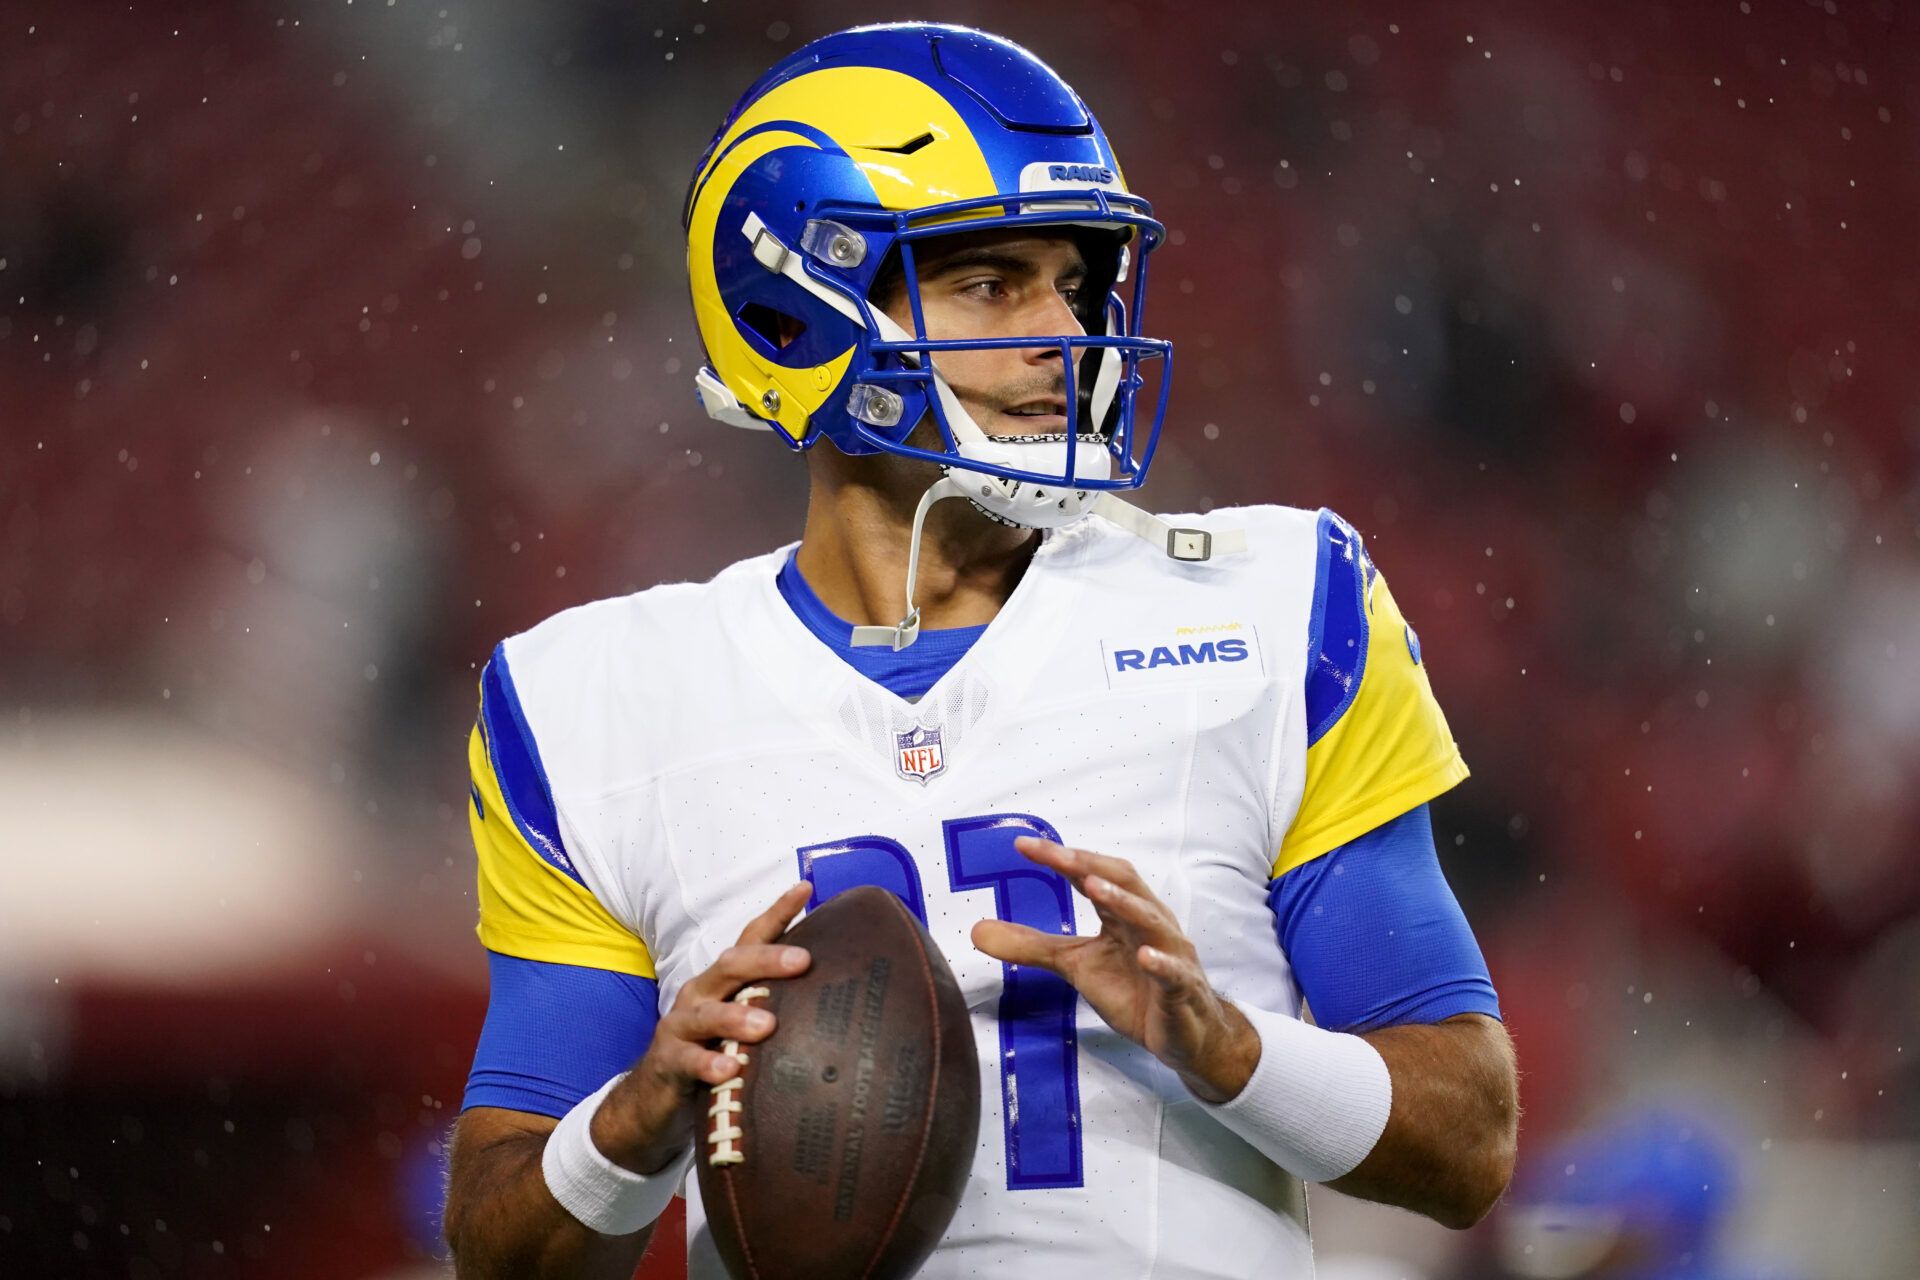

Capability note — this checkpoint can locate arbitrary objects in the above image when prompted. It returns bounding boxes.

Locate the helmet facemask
[829,193,1172,530]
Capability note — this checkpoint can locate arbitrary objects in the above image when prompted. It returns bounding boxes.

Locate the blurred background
[3,1,1916,1276]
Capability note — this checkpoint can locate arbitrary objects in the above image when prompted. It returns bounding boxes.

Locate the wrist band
[542,1073,692,1235]
[1198,1002,1393,1183]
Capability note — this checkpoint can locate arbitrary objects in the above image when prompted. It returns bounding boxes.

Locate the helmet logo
[1019,160,1122,193]
[1048,164,1114,184]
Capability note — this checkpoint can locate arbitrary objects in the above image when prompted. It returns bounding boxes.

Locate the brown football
[695,885,981,1280]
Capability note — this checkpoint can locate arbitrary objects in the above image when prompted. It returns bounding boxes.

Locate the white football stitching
[706,985,772,1167]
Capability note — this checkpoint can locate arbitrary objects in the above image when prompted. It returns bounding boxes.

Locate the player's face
[879,229,1088,437]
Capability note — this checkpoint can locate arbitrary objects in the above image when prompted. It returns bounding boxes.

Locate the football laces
[706,985,772,1167]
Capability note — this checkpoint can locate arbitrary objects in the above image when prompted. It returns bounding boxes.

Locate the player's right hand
[589,882,812,1175]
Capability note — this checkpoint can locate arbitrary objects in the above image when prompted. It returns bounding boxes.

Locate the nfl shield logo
[894,725,946,785]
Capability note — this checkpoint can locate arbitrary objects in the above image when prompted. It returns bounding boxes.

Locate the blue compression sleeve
[462,952,661,1118]
[1268,804,1500,1034]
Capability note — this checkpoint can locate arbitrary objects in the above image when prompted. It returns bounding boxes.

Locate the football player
[444,23,1518,1280]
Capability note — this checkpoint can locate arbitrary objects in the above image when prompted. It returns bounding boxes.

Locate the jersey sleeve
[1275,510,1469,876]
[463,952,660,1117]
[1268,804,1500,1032]
[469,643,655,977]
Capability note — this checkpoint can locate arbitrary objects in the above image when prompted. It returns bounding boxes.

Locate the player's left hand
[970,837,1259,1104]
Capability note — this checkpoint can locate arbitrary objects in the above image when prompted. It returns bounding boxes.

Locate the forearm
[1328,1013,1518,1227]
[444,1118,656,1280]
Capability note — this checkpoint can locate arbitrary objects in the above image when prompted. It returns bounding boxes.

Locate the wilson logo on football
[895,725,947,785]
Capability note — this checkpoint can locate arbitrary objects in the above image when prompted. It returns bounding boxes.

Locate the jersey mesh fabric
[1267,803,1500,1033]
[775,550,985,700]
[462,952,661,1117]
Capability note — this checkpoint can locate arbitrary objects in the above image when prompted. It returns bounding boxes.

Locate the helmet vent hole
[863,132,935,156]
[738,302,806,352]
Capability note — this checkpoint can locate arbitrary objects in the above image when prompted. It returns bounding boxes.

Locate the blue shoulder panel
[478,642,583,886]
[1267,804,1500,1033]
[462,952,661,1118]
[1304,509,1378,746]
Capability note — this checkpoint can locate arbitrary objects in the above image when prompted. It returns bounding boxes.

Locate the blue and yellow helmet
[683,22,1171,510]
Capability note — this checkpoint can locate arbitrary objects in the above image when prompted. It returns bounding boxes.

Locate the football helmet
[684,23,1242,646]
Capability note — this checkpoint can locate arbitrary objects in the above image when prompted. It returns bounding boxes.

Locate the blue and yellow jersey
[1275,510,1470,876]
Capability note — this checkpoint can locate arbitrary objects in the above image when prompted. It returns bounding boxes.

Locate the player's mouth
[999,399,1068,429]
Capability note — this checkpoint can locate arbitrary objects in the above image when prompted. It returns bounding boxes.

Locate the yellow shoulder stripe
[468,724,655,978]
[1276,572,1468,876]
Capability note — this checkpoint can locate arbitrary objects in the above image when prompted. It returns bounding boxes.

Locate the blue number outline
[797,816,1086,1191]
[796,833,927,922]
[943,814,1084,1190]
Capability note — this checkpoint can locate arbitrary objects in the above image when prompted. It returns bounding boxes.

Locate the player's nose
[1019,289,1085,365]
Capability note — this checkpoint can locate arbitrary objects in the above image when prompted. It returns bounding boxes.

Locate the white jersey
[465,502,1467,1279]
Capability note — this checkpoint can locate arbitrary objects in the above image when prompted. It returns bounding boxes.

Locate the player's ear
[775,311,806,349]
[738,302,808,352]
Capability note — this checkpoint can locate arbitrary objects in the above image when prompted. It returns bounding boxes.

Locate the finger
[641,1032,741,1093]
[713,941,812,982]
[697,1050,744,1086]
[664,1039,745,1088]
[1083,874,1181,947]
[971,918,1072,973]
[1010,835,1080,875]
[666,996,777,1047]
[737,881,813,946]
[1014,837,1152,898]
[680,942,809,1007]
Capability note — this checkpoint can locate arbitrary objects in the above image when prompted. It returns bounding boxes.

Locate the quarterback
[444,23,1518,1280]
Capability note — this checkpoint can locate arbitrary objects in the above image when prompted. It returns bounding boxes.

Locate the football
[695,886,981,1280]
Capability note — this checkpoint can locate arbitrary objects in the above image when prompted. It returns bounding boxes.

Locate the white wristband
[1198,1002,1393,1183]
[542,1073,692,1236]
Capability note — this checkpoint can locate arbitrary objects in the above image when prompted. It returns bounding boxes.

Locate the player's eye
[959,278,1008,300]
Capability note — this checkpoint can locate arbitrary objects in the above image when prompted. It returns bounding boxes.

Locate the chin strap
[1091,493,1248,561]
[849,476,971,650]
[850,481,1249,652]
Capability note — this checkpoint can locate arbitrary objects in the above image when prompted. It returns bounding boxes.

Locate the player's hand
[970,839,1259,1105]
[590,882,813,1175]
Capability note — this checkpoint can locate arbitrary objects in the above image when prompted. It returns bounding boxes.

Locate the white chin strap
[849,476,971,650]
[1089,493,1248,561]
